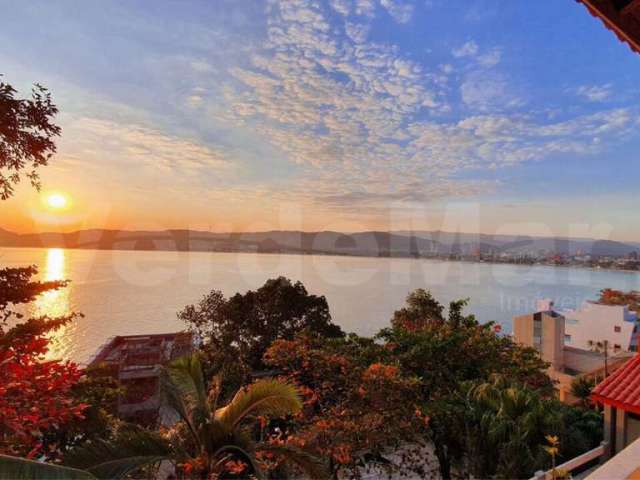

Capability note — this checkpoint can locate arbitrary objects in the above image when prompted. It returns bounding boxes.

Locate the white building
[561,301,638,353]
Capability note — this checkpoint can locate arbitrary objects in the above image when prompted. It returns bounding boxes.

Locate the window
[614,326,621,333]
[614,344,621,351]
[588,340,594,347]
[564,334,572,343]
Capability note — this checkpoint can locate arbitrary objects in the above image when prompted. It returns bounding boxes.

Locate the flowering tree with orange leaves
[598,288,640,312]
[264,333,429,478]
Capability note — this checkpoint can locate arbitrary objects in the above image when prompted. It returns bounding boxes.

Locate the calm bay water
[3,246,640,363]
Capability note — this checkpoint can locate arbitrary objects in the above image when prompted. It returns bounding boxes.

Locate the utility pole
[604,339,609,377]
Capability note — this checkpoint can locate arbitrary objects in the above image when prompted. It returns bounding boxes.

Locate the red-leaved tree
[0,266,87,459]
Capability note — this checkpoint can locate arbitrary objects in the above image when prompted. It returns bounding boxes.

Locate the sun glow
[45,193,70,210]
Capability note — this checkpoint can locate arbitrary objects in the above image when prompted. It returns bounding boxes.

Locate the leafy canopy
[0,77,60,199]
[179,276,344,381]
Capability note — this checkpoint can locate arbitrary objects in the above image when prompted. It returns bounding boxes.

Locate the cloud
[329,0,352,16]
[452,41,501,68]
[380,0,414,23]
[58,117,232,179]
[476,48,502,67]
[576,84,612,102]
[345,21,370,43]
[452,41,479,58]
[460,71,523,111]
[213,0,640,213]
[355,0,375,16]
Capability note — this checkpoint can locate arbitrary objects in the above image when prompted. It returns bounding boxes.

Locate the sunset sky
[1,1,640,240]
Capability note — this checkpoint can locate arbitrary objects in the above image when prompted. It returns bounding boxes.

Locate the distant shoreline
[2,243,639,276]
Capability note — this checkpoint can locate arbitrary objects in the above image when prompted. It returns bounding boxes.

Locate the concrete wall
[563,347,608,373]
[513,313,534,347]
[513,311,564,369]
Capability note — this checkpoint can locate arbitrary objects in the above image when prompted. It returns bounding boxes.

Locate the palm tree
[163,354,325,478]
[464,375,561,479]
[59,354,327,479]
[0,454,97,479]
[570,375,596,408]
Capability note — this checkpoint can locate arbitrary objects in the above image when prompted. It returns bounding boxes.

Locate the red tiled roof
[592,354,640,414]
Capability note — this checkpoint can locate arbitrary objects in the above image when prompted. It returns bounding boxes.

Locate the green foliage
[179,277,344,389]
[555,404,603,461]
[65,354,323,479]
[571,376,596,407]
[215,379,302,430]
[378,290,554,478]
[0,454,96,479]
[62,424,171,479]
[463,376,562,478]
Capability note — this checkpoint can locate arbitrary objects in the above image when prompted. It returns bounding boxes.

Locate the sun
[44,193,70,210]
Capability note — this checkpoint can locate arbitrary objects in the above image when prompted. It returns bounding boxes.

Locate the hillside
[0,228,637,259]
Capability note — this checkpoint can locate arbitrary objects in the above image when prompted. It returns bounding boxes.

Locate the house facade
[563,302,638,353]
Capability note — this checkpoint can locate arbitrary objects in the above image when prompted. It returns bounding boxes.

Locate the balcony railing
[530,441,608,480]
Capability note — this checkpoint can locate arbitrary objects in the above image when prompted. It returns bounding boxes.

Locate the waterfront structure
[563,301,638,353]
[88,332,194,425]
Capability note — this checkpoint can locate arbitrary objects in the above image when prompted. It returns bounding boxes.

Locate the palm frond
[215,379,302,430]
[161,354,210,448]
[63,424,172,479]
[0,454,96,479]
[257,443,330,480]
[86,456,168,480]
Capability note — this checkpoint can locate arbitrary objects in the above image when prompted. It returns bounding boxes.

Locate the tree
[378,290,553,478]
[0,77,61,199]
[179,277,344,385]
[570,376,596,408]
[463,376,562,479]
[63,354,326,479]
[264,333,428,478]
[0,266,87,460]
[390,289,445,331]
[598,288,640,312]
[0,454,96,479]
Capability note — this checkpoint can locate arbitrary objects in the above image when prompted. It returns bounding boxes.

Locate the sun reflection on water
[36,248,72,359]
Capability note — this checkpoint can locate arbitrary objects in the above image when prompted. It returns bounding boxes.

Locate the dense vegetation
[0,269,606,479]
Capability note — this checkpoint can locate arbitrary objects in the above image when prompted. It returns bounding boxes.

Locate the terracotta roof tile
[592,354,640,414]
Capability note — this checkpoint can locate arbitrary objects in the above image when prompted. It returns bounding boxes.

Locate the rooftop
[89,332,194,371]
[576,0,640,54]
[592,354,640,414]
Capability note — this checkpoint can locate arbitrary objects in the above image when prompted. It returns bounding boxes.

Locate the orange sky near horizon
[4,178,640,245]
[3,1,640,245]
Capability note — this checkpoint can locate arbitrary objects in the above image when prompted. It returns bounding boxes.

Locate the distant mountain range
[1,228,638,258]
